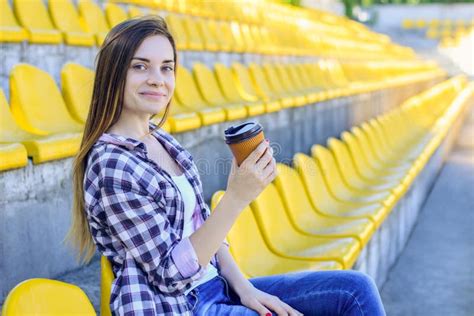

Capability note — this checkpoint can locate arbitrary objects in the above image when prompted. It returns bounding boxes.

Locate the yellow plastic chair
[294,153,389,228]
[261,64,305,107]
[208,20,233,52]
[311,144,396,208]
[274,164,375,248]
[213,63,265,117]
[164,14,189,51]
[0,0,28,42]
[248,63,290,109]
[128,5,144,18]
[211,191,342,277]
[48,0,95,46]
[192,63,247,121]
[174,66,226,126]
[61,63,94,124]
[10,64,84,135]
[250,183,361,269]
[163,98,202,133]
[0,88,81,163]
[105,3,128,27]
[1,278,95,315]
[78,0,110,45]
[181,16,204,51]
[0,143,28,171]
[101,256,114,316]
[195,19,219,52]
[13,0,63,44]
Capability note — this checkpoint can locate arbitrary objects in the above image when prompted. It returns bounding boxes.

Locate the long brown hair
[65,16,177,264]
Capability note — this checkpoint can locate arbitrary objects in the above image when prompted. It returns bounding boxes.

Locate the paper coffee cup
[225,122,265,166]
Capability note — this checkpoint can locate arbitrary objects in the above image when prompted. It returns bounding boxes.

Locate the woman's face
[123,35,175,117]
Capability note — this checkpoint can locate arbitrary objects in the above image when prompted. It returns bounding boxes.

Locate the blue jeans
[186,270,386,315]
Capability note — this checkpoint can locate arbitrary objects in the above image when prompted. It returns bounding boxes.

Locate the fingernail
[266,313,272,316]
[265,139,270,143]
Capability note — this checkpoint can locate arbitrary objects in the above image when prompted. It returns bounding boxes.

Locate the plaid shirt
[84,123,222,315]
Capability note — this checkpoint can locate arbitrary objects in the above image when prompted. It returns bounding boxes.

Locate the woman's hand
[238,285,303,316]
[225,140,277,210]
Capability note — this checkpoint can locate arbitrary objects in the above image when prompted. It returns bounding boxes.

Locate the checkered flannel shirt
[84,123,223,315]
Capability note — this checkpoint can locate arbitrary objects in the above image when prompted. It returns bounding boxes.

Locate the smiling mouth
[139,92,167,99]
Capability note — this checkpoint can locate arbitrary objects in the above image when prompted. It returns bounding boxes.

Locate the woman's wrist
[221,190,248,214]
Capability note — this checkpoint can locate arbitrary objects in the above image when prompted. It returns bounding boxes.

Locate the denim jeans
[186,270,386,315]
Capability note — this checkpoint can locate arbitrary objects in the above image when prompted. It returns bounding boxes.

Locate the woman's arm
[189,140,276,267]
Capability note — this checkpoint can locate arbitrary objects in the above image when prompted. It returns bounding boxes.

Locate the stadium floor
[381,107,474,316]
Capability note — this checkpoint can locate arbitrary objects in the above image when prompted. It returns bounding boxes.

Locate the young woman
[67,16,386,316]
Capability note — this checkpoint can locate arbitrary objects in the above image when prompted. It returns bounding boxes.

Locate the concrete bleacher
[1,0,473,312]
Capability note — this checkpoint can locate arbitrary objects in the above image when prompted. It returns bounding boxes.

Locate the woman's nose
[146,68,164,86]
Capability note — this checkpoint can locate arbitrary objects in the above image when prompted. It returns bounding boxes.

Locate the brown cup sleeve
[228,131,265,166]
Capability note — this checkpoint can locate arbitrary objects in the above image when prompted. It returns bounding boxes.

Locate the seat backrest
[100,256,114,316]
[49,0,86,33]
[239,23,256,52]
[273,163,320,227]
[1,278,95,315]
[0,0,22,28]
[174,66,207,109]
[196,19,219,51]
[311,144,347,197]
[342,129,373,170]
[164,14,188,50]
[217,21,235,51]
[13,0,56,30]
[181,16,204,50]
[211,191,284,278]
[293,153,335,212]
[327,137,361,183]
[214,63,244,103]
[249,183,300,253]
[105,3,128,27]
[230,21,246,52]
[78,0,110,34]
[192,63,226,106]
[10,64,83,135]
[231,63,259,102]
[262,64,286,94]
[248,63,274,100]
[61,63,94,124]
[127,5,144,18]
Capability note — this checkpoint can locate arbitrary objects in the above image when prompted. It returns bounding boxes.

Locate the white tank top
[171,174,219,294]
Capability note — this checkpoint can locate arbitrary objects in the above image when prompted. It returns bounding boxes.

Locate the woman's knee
[343,270,378,294]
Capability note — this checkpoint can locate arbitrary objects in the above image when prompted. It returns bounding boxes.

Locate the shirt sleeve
[98,174,205,296]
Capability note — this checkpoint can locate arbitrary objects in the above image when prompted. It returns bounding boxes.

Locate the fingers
[243,297,272,316]
[242,140,269,166]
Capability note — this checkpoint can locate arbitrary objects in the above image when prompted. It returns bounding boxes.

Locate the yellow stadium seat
[181,16,204,51]
[127,5,144,18]
[211,191,342,277]
[195,19,219,52]
[1,278,95,315]
[294,153,390,228]
[61,63,94,124]
[192,63,247,121]
[164,14,188,51]
[0,143,28,171]
[10,64,84,135]
[327,137,402,198]
[0,0,28,42]
[231,62,280,113]
[289,64,327,102]
[100,256,113,316]
[48,0,95,46]
[262,64,307,107]
[214,63,266,117]
[13,0,63,44]
[274,164,375,248]
[174,66,226,126]
[208,20,232,52]
[78,0,110,45]
[312,144,396,208]
[250,183,361,269]
[163,98,202,133]
[105,3,128,27]
[217,21,236,52]
[239,24,257,53]
[229,21,246,53]
[248,63,291,109]
[0,89,80,163]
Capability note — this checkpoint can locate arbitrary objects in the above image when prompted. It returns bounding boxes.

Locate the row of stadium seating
[1,0,413,59]
[94,76,473,316]
[2,75,472,316]
[0,60,444,171]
